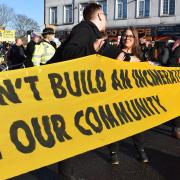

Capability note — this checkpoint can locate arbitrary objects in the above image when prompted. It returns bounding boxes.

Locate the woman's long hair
[120,27,142,59]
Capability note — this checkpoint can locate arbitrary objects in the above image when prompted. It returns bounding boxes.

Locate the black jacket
[49,21,121,63]
[25,40,37,67]
[8,44,26,69]
[168,45,180,67]
[158,47,170,66]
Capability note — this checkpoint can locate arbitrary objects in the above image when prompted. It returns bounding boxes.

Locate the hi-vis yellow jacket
[32,41,55,66]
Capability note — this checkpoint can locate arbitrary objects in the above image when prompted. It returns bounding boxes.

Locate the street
[10,123,180,180]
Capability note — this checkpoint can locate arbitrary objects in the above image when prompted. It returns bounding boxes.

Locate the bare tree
[12,14,41,37]
[0,4,14,27]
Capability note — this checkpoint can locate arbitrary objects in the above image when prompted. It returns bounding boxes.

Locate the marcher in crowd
[0,42,11,62]
[117,27,143,62]
[32,27,56,66]
[167,38,180,139]
[168,38,180,67]
[48,3,121,63]
[8,38,26,69]
[116,27,149,163]
[49,3,123,166]
[25,34,41,67]
[156,41,170,66]
[139,34,155,62]
[50,3,124,174]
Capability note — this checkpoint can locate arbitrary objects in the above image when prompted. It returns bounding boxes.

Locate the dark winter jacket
[25,40,37,67]
[49,21,121,63]
[8,44,26,69]
[158,47,170,66]
[168,45,180,67]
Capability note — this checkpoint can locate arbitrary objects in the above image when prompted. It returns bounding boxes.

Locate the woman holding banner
[166,38,180,139]
[115,27,149,163]
[117,27,143,62]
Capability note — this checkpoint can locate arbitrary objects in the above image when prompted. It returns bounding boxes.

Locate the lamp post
[44,0,46,27]
[27,30,33,42]
[72,0,75,24]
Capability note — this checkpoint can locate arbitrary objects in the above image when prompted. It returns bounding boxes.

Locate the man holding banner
[61,2,125,165]
[49,2,124,168]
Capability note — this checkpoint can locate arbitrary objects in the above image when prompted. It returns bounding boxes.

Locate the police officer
[32,27,56,66]
[25,34,41,67]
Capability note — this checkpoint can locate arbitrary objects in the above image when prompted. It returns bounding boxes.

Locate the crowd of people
[0,28,60,70]
[0,1,179,171]
[0,9,179,70]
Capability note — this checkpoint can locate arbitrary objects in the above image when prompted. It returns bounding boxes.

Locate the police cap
[42,28,55,35]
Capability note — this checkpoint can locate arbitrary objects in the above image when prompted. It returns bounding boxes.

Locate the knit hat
[31,33,40,38]
[42,28,55,35]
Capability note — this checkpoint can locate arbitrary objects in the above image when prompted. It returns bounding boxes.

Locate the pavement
[10,123,180,180]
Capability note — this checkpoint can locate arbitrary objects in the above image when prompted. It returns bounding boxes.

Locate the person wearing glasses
[117,27,143,62]
[116,27,149,163]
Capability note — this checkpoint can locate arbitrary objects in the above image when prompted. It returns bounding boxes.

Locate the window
[136,0,150,18]
[79,3,88,22]
[116,0,123,18]
[169,0,175,15]
[64,5,73,24]
[97,1,107,15]
[115,0,127,19]
[139,0,145,17]
[163,0,169,14]
[161,0,175,16]
[49,7,57,24]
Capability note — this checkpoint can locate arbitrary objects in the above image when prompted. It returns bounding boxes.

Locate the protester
[116,27,149,163]
[167,38,180,66]
[0,42,11,62]
[156,41,170,66]
[32,27,56,66]
[50,3,124,173]
[139,34,156,62]
[172,117,180,139]
[8,38,26,69]
[51,2,124,166]
[117,27,142,62]
[48,3,121,63]
[167,38,180,139]
[25,34,41,67]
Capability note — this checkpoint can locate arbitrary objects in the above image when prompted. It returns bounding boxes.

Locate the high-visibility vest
[32,41,55,66]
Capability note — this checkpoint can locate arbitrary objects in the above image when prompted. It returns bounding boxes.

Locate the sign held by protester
[0,55,179,179]
[0,30,15,42]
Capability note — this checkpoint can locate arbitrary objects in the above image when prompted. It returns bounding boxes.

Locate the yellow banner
[0,55,179,179]
[0,30,15,42]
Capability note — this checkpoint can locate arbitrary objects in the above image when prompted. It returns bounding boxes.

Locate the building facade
[45,0,180,40]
